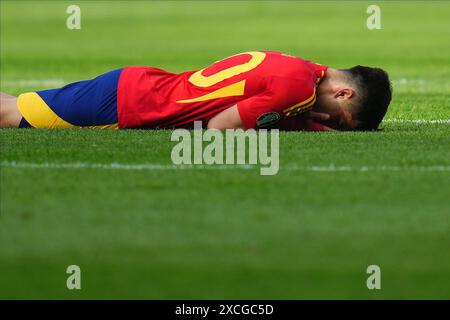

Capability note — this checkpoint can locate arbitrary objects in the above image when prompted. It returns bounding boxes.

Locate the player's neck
[318,68,347,94]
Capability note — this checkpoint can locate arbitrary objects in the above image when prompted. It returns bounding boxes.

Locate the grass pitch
[1,1,449,299]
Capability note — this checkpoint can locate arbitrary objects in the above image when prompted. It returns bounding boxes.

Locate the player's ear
[334,88,354,100]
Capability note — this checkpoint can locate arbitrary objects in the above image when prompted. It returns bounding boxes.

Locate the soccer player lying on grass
[0,51,392,131]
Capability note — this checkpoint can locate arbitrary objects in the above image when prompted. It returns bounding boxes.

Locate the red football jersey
[117,51,327,129]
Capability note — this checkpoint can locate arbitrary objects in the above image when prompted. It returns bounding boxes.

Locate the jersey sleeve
[236,77,317,129]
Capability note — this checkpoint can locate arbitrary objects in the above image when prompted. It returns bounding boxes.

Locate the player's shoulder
[260,50,310,65]
[265,75,316,107]
[260,51,323,80]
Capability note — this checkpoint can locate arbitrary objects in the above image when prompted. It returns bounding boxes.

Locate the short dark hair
[346,66,392,130]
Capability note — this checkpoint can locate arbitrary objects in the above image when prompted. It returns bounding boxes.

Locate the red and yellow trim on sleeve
[282,88,317,118]
[316,69,326,84]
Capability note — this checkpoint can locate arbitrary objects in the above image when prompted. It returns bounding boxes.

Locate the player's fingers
[307,121,337,131]
[308,111,331,121]
[318,124,337,131]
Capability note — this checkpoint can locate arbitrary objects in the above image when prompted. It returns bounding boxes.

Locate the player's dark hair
[346,66,392,130]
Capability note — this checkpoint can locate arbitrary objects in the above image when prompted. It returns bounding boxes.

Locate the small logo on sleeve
[256,112,281,128]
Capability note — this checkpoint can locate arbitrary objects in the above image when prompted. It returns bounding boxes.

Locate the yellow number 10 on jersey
[177,51,266,104]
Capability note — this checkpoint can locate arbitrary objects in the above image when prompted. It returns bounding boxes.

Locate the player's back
[117,51,327,129]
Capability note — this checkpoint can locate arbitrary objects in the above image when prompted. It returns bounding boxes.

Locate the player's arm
[207,103,334,131]
[226,78,333,131]
[207,105,244,130]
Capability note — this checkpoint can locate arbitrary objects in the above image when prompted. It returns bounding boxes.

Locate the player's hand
[306,121,337,131]
[305,111,337,131]
[308,111,330,121]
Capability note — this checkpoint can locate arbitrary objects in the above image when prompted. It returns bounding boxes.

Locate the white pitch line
[0,161,253,171]
[383,119,450,124]
[1,79,66,87]
[391,78,427,85]
[1,161,449,172]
